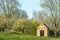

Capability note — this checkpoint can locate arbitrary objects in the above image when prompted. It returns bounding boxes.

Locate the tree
[19,10,28,18]
[0,0,28,32]
[40,0,60,36]
[12,18,29,34]
[0,0,20,17]
[0,14,8,32]
[33,11,46,23]
[0,0,21,32]
[29,19,39,35]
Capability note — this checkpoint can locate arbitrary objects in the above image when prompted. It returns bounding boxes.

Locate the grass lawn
[0,32,60,40]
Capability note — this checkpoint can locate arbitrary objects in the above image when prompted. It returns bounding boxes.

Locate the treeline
[33,0,60,36]
[0,0,39,36]
[0,0,60,37]
[0,14,39,35]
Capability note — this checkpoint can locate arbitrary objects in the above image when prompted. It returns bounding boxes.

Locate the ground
[0,32,60,40]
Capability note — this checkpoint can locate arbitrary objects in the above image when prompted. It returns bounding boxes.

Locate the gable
[37,24,48,30]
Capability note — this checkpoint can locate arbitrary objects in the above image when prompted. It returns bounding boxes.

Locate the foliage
[0,0,28,33]
[11,18,39,35]
[0,14,9,32]
[28,19,39,35]
[0,0,60,37]
[12,18,29,34]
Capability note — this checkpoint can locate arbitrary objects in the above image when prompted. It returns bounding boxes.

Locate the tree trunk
[54,31,57,37]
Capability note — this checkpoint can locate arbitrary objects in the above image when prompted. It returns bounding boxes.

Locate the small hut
[37,23,49,37]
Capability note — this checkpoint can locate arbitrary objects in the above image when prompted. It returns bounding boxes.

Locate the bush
[10,31,23,35]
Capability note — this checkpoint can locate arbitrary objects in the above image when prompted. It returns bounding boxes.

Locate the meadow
[0,32,60,40]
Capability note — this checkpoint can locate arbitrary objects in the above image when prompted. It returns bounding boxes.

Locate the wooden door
[40,30,44,36]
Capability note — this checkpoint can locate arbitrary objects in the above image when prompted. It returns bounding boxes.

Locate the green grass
[0,32,60,40]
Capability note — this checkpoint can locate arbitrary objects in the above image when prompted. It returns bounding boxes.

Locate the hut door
[40,30,44,36]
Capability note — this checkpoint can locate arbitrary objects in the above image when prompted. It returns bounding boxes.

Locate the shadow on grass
[49,36,60,38]
[0,38,4,40]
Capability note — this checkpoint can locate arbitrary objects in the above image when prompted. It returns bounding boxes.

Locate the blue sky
[18,0,41,18]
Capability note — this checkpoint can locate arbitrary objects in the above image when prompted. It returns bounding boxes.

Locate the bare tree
[40,0,60,36]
